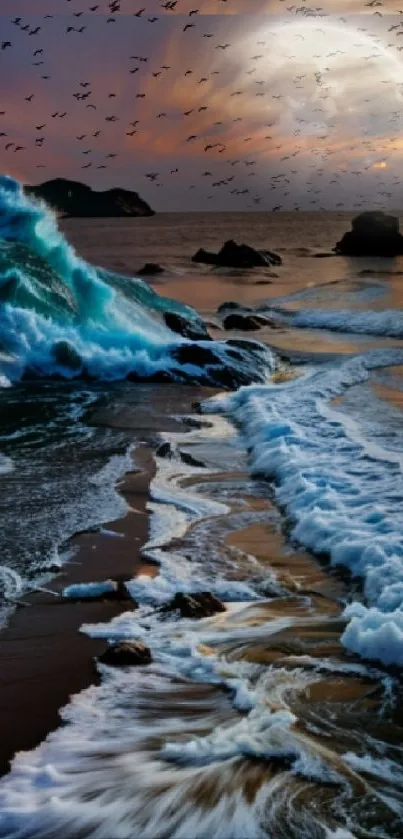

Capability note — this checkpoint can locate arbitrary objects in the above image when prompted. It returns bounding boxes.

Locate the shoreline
[0,446,154,776]
[0,382,216,777]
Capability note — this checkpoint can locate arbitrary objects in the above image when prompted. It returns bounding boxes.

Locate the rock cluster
[192,239,281,268]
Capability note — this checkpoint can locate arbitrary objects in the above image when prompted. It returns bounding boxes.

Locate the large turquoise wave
[0,176,274,386]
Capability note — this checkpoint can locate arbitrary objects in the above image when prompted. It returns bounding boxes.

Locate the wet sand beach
[0,449,152,775]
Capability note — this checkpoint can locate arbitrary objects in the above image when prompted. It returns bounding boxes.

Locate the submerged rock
[223,313,280,332]
[334,211,403,256]
[51,341,82,371]
[137,262,164,276]
[164,311,211,341]
[163,592,226,619]
[98,641,152,667]
[192,239,282,269]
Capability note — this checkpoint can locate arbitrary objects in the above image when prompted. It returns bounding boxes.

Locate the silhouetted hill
[25,178,155,218]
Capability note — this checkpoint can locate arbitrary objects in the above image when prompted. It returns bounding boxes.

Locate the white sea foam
[0,454,13,475]
[203,348,403,667]
[63,581,119,599]
[263,306,403,338]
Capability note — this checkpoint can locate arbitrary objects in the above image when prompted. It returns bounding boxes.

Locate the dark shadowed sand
[0,386,214,775]
[0,451,153,775]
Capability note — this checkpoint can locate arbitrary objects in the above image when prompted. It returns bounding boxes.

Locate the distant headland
[24,178,155,218]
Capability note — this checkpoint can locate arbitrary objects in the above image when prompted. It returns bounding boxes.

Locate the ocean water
[1,178,403,837]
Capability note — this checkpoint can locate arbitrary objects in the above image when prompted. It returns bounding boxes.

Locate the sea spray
[0,176,275,385]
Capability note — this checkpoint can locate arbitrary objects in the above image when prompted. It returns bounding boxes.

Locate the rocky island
[334,210,403,257]
[24,178,155,218]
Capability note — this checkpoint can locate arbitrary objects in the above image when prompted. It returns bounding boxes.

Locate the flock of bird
[1,0,403,210]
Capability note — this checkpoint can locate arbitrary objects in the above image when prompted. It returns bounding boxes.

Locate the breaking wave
[0,176,274,386]
[204,349,403,668]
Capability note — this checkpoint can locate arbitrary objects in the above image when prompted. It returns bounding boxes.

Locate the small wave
[266,306,403,338]
[203,348,403,668]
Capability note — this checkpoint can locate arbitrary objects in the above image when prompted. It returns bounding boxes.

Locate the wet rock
[192,239,282,269]
[164,592,226,619]
[98,641,152,667]
[179,450,205,468]
[223,313,280,332]
[171,344,219,367]
[156,440,205,467]
[156,441,173,459]
[137,262,164,276]
[164,311,211,341]
[334,211,403,256]
[181,416,214,430]
[51,340,82,371]
[157,439,205,468]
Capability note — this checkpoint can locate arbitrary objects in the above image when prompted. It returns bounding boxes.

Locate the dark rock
[192,248,219,266]
[223,314,263,331]
[181,416,214,430]
[137,262,164,276]
[98,641,152,667]
[171,344,218,367]
[164,591,226,619]
[223,313,280,332]
[334,211,403,256]
[164,311,211,341]
[51,341,82,371]
[156,441,173,459]
[313,253,335,259]
[192,239,282,269]
[25,178,154,218]
[179,450,205,468]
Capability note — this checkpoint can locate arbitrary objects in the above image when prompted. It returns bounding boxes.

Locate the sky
[1,0,403,211]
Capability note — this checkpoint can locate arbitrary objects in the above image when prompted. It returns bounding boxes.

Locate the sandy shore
[0,446,155,776]
[0,384,216,776]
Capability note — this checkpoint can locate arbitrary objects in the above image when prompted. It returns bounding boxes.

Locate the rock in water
[98,641,152,667]
[164,592,226,619]
[192,239,282,268]
[223,313,280,331]
[25,178,154,218]
[334,211,403,256]
[171,344,219,367]
[163,311,211,341]
[137,263,164,276]
[51,341,82,371]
